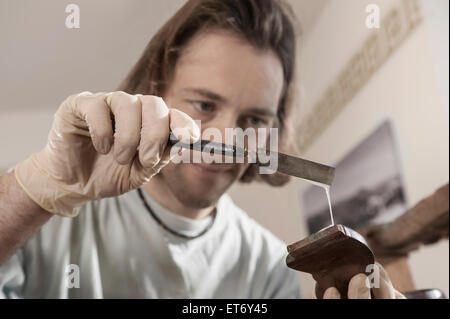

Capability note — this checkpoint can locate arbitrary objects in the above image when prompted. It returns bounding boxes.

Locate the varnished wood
[286,224,374,299]
[363,183,449,256]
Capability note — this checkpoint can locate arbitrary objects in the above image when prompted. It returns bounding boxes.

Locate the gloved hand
[314,262,406,299]
[14,91,200,217]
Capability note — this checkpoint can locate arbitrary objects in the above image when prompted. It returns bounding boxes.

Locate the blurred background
[1,0,448,297]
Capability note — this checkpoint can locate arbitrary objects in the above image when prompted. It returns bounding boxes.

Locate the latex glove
[315,262,406,299]
[15,91,199,217]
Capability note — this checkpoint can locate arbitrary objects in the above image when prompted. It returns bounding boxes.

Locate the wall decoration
[301,120,408,233]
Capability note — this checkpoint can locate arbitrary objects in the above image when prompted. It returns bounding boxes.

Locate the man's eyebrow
[182,88,227,103]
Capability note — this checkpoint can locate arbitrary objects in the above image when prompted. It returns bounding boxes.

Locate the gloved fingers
[348,273,371,299]
[128,144,167,188]
[69,92,114,155]
[138,96,170,169]
[323,286,341,299]
[151,145,173,175]
[371,262,397,299]
[106,91,142,165]
[169,108,201,144]
[131,145,176,188]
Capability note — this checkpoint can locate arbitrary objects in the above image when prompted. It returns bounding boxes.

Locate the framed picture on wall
[300,120,408,234]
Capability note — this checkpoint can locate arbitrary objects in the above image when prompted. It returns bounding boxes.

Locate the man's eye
[192,101,215,113]
[245,116,268,126]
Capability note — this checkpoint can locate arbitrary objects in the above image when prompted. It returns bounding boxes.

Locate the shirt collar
[140,189,215,238]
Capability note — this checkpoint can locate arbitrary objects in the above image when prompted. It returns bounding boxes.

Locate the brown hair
[119,0,298,186]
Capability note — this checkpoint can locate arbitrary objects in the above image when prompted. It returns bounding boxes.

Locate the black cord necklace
[137,188,216,240]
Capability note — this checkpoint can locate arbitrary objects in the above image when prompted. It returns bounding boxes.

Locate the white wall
[0,0,185,169]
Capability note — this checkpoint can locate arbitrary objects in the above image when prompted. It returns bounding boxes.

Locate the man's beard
[158,162,245,209]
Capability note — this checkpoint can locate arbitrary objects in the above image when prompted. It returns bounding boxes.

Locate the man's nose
[202,114,237,143]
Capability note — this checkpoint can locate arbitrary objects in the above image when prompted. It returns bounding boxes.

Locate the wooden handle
[286,225,375,299]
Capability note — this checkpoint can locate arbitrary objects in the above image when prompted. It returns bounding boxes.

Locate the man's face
[160,30,284,209]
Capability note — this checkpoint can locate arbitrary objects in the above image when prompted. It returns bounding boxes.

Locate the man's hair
[119,0,298,186]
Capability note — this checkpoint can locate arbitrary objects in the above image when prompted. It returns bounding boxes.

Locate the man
[0,0,403,298]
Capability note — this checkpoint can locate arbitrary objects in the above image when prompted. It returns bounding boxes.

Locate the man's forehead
[173,31,284,111]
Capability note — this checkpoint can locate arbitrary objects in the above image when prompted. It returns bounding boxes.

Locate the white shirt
[0,189,301,298]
